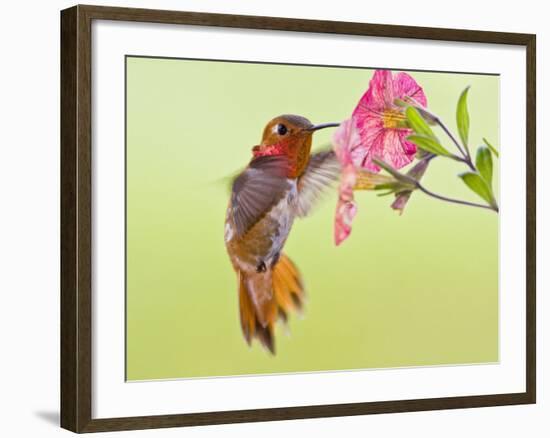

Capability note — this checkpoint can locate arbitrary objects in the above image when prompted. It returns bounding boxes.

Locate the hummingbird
[225,114,340,354]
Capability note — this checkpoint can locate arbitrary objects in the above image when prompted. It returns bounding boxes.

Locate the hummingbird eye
[276,124,288,136]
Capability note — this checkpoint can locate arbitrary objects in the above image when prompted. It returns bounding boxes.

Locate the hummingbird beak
[305,122,341,132]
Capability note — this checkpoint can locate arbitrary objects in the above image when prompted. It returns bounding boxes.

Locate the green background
[126,57,499,381]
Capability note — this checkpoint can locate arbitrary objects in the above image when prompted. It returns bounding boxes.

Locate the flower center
[382,109,406,129]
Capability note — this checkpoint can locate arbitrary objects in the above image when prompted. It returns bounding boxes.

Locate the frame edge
[75,3,535,45]
[60,5,79,433]
[525,33,536,404]
[60,3,537,432]
[61,4,94,433]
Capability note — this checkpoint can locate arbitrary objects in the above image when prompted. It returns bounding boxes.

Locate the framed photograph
[60,4,536,433]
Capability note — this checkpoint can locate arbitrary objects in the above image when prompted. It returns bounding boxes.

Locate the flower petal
[330,69,428,245]
[349,70,424,172]
[393,72,427,107]
[332,118,360,166]
[398,130,417,155]
[334,198,357,245]
[380,130,416,169]
[334,164,357,245]
[353,70,394,119]
[347,114,382,171]
[351,121,416,172]
[358,126,386,172]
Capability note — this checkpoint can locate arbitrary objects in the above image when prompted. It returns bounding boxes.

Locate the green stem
[436,119,475,170]
[415,182,499,212]
[376,154,498,213]
[409,102,476,171]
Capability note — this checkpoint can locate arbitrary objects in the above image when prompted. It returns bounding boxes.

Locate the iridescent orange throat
[252,141,288,158]
[251,137,311,178]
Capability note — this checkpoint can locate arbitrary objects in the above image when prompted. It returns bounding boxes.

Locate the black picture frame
[61,4,536,433]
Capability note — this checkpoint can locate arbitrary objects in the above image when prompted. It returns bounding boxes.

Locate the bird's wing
[231,156,291,237]
[295,150,341,217]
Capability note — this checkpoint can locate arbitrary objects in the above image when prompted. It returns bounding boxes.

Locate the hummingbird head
[252,114,339,177]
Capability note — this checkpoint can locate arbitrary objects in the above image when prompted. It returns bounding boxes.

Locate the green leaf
[406,106,437,139]
[459,172,496,207]
[483,137,500,158]
[456,86,471,152]
[475,146,493,187]
[407,134,451,157]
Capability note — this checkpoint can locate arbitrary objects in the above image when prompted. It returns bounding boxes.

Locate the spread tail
[238,254,305,354]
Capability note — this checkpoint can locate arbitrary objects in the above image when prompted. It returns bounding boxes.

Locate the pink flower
[332,119,359,245]
[352,70,427,172]
[334,164,358,246]
[332,70,427,245]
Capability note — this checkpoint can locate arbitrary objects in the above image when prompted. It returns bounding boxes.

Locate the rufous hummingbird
[225,114,340,354]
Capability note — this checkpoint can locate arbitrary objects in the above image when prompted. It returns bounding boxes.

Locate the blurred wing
[231,156,291,237]
[295,150,340,217]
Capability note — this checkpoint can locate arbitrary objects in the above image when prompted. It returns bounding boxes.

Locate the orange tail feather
[238,254,305,354]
